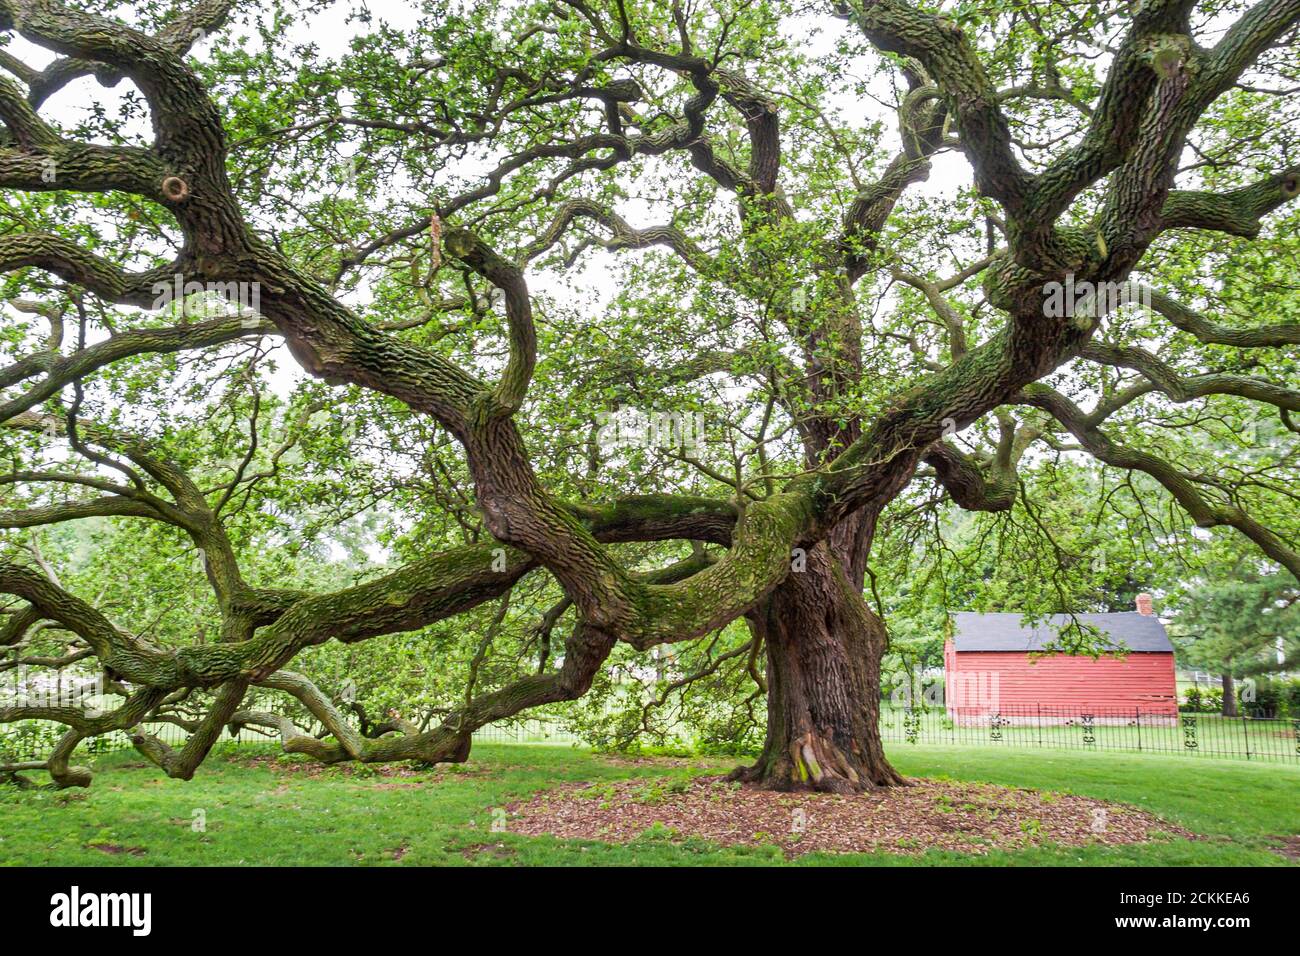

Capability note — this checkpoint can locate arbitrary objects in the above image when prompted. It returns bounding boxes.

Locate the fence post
[1036,703,1042,748]
[1135,707,1142,752]
[1242,713,1251,761]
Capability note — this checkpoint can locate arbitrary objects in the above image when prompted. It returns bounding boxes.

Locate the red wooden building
[943,596,1178,722]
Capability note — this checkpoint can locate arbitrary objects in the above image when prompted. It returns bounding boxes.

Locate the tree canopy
[1,0,1297,790]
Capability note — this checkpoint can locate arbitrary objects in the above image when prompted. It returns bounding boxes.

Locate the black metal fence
[879,703,1300,763]
[6,707,1298,765]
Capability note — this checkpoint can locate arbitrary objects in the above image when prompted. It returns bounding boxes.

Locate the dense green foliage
[0,0,1297,787]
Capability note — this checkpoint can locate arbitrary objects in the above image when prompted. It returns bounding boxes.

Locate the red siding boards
[943,640,1178,721]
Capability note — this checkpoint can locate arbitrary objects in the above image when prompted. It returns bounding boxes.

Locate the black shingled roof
[949,612,1174,653]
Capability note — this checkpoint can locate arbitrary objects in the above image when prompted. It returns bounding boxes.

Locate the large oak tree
[1,0,1298,791]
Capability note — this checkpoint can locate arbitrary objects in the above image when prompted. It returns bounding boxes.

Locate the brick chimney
[1135,593,1154,616]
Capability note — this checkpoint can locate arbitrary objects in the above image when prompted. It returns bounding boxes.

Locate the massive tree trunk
[731,535,905,791]
[725,314,912,793]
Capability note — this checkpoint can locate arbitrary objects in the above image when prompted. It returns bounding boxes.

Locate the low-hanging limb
[192,554,719,773]
[0,685,168,788]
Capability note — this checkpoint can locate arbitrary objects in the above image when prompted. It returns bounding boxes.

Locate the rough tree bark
[1220,670,1238,718]
[733,507,905,791]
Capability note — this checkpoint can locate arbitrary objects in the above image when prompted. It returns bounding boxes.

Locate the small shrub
[1281,680,1300,718]
[1248,683,1281,718]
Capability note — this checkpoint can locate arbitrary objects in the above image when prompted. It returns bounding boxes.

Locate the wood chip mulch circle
[505,775,1195,857]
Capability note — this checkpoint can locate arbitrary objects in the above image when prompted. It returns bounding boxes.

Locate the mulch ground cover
[506,774,1195,857]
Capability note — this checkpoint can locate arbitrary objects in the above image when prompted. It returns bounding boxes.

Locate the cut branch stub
[442,224,477,260]
[161,176,190,202]
[1143,35,1193,80]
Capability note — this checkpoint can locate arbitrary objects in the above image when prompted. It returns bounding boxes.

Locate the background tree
[1170,550,1299,715]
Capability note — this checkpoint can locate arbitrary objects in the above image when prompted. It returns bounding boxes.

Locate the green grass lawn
[1,743,1296,866]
